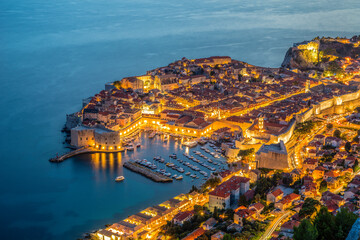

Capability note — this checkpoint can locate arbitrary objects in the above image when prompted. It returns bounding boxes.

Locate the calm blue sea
[0,0,359,239]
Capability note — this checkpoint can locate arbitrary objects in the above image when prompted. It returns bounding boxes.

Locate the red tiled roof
[270,189,283,198]
[182,227,205,240]
[173,211,194,223]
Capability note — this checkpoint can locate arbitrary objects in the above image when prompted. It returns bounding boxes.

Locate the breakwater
[123,161,173,182]
[49,147,124,162]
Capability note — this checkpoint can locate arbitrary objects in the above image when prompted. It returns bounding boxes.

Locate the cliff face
[281,40,320,70]
[281,36,360,71]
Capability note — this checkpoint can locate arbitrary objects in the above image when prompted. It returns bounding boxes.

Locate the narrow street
[259,211,291,240]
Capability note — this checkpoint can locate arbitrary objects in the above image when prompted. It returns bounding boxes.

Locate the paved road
[259,211,291,240]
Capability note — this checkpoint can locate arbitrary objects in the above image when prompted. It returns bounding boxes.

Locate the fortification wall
[268,88,360,145]
[275,119,297,144]
[319,98,334,111]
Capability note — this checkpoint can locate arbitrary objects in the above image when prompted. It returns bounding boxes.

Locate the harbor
[51,129,228,185]
[53,130,228,185]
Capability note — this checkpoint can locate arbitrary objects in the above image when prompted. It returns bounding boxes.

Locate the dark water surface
[0,0,359,239]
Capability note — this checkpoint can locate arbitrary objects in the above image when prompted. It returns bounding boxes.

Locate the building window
[80,137,82,140]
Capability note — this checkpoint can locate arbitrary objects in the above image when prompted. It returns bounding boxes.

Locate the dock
[123,161,173,183]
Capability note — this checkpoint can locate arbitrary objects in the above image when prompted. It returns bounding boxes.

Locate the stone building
[71,126,121,150]
[255,140,290,170]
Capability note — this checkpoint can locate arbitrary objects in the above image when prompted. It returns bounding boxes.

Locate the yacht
[176,175,183,180]
[183,141,197,148]
[126,144,134,151]
[149,132,156,139]
[115,176,125,182]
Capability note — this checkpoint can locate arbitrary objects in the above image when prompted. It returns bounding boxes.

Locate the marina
[51,129,228,184]
[119,131,228,184]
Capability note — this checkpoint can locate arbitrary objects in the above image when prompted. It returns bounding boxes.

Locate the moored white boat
[115,176,125,182]
[126,144,134,151]
[183,141,197,148]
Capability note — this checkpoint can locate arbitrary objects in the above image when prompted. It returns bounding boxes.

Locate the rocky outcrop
[346,218,360,240]
[281,40,320,70]
[281,36,360,72]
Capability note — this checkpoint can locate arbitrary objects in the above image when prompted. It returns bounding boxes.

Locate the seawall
[123,161,173,182]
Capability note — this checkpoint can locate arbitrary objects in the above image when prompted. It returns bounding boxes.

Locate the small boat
[176,175,183,180]
[149,132,156,139]
[126,144,134,151]
[185,172,191,175]
[172,174,178,178]
[183,141,197,148]
[115,176,125,182]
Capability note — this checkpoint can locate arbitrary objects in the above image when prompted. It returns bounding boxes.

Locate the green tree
[326,123,333,130]
[334,129,341,138]
[295,121,315,135]
[319,180,328,193]
[334,208,358,240]
[345,142,351,153]
[238,148,255,158]
[299,198,321,219]
[255,193,261,202]
[223,233,234,240]
[353,159,359,172]
[189,185,199,193]
[197,235,209,240]
[238,195,249,207]
[314,207,336,240]
[113,80,122,89]
[294,219,318,240]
